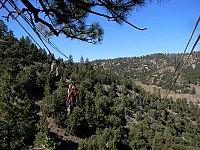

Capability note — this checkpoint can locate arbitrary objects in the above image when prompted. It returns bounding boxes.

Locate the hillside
[1,19,200,150]
[92,52,200,103]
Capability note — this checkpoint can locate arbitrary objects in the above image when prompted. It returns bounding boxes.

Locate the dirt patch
[134,80,200,104]
[35,99,81,150]
[47,117,81,144]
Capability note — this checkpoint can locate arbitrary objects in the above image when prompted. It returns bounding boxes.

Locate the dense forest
[1,20,200,150]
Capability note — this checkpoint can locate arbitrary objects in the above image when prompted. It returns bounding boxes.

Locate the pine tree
[0,73,37,149]
[34,116,57,150]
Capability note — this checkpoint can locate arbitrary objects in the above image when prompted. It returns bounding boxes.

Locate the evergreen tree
[0,73,38,149]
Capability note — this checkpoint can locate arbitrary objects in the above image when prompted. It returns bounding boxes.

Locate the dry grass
[134,80,200,105]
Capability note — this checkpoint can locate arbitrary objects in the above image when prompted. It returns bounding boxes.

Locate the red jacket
[67,86,76,102]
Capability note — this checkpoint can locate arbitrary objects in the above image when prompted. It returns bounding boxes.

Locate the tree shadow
[50,131,79,150]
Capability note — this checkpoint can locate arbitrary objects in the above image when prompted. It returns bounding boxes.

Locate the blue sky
[1,0,200,62]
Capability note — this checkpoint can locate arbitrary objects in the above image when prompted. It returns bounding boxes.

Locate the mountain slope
[92,52,200,102]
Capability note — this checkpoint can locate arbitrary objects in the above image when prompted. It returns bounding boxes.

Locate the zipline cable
[164,16,200,99]
[7,0,68,60]
[0,1,44,51]
[7,0,56,59]
[164,34,200,99]
[2,0,54,59]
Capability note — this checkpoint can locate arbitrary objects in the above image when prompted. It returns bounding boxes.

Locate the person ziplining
[50,60,59,76]
[65,80,77,115]
[50,59,61,83]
